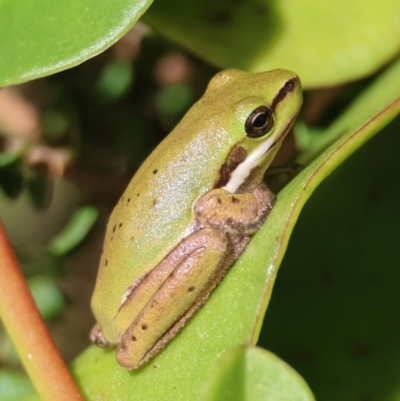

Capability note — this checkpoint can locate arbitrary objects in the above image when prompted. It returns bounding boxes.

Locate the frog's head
[204,69,302,193]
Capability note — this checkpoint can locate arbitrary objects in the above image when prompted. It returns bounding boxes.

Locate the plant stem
[0,219,85,401]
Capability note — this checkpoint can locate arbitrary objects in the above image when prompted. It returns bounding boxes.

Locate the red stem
[0,219,84,401]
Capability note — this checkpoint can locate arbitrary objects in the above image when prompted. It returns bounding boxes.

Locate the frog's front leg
[196,182,275,235]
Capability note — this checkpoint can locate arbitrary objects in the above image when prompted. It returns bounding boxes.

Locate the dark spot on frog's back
[214,146,247,188]
[142,324,148,330]
[153,169,158,175]
[231,196,239,204]
[188,286,195,292]
[119,223,123,228]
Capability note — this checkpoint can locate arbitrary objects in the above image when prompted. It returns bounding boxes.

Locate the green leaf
[144,0,400,88]
[0,153,21,168]
[95,60,134,102]
[26,176,54,209]
[299,57,400,164]
[0,156,23,199]
[201,346,315,401]
[0,369,33,401]
[28,276,65,320]
[156,84,194,116]
[0,0,153,86]
[47,205,98,256]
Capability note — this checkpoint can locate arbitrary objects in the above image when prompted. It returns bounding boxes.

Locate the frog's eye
[245,106,274,138]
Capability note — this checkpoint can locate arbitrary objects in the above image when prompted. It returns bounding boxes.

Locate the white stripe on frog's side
[222,133,277,194]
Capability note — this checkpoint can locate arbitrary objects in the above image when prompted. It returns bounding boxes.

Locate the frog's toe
[90,323,110,348]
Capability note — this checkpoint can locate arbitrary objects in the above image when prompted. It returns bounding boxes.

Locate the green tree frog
[91,69,302,369]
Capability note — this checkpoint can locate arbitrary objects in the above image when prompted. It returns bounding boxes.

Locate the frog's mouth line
[222,112,298,194]
[268,113,298,151]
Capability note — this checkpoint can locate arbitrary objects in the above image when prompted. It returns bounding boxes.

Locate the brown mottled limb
[117,228,231,369]
[0,220,84,401]
[195,182,275,235]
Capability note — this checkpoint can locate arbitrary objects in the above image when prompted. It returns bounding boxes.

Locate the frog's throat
[222,113,296,194]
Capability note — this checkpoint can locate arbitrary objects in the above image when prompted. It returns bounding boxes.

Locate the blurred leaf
[0,157,23,199]
[47,205,98,256]
[156,84,195,129]
[42,111,69,141]
[95,60,134,102]
[298,57,400,163]
[0,153,21,167]
[156,84,194,116]
[144,0,400,88]
[201,346,315,401]
[293,123,324,153]
[28,276,65,319]
[0,369,33,401]
[26,176,54,210]
[0,327,19,366]
[0,0,153,86]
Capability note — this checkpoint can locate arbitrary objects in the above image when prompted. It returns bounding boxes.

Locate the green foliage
[0,370,33,401]
[0,0,153,85]
[144,0,400,87]
[95,61,134,102]
[202,346,315,401]
[47,206,98,256]
[28,276,65,319]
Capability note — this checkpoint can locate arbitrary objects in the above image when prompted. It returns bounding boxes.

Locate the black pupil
[253,112,268,128]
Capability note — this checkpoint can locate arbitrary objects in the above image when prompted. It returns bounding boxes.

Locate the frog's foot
[90,323,110,348]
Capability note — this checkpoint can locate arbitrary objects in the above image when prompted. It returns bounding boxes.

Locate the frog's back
[91,93,239,327]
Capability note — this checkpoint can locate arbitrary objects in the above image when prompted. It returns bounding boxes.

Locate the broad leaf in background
[0,0,152,86]
[298,57,400,163]
[144,0,400,88]
[201,346,315,401]
[22,61,400,400]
